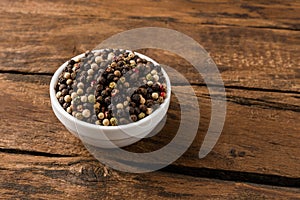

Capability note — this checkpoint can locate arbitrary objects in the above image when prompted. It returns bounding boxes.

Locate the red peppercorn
[133,68,139,73]
[91,80,97,87]
[160,92,166,98]
[159,84,165,92]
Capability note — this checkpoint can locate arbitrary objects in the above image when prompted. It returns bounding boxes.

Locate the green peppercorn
[138,112,145,119]
[75,112,83,120]
[120,77,126,83]
[110,117,118,126]
[146,73,152,81]
[73,96,81,104]
[88,94,95,103]
[56,49,168,126]
[109,82,116,89]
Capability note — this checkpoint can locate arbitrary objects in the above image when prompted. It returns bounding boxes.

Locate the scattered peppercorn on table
[0,0,299,199]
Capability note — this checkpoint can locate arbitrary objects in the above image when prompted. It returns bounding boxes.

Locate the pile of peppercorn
[55,49,167,126]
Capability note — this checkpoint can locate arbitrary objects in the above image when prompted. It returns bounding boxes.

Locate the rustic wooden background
[0,0,300,199]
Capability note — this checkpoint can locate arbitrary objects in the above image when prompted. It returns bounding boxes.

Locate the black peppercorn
[131,94,140,103]
[55,49,167,126]
[130,115,137,122]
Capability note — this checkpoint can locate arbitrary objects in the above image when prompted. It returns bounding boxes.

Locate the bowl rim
[49,49,172,131]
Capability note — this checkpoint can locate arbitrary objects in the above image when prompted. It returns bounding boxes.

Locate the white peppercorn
[152,74,159,82]
[56,91,62,99]
[82,109,91,118]
[77,88,84,95]
[77,82,84,89]
[71,92,78,99]
[91,63,98,71]
[146,108,153,115]
[147,81,153,86]
[152,92,159,99]
[87,69,94,76]
[95,56,103,63]
[103,119,110,126]
[81,96,87,103]
[66,79,73,85]
[151,70,157,75]
[98,112,104,119]
[64,72,71,79]
[67,107,72,114]
[116,103,124,109]
[64,95,71,102]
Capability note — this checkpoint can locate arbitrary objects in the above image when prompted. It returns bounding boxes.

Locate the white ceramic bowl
[50,50,171,148]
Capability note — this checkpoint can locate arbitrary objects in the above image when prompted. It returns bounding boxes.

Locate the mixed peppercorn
[55,49,167,126]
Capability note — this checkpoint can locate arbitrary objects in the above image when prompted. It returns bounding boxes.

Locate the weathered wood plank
[1,153,300,200]
[0,73,299,179]
[0,0,299,91]
[1,0,300,197]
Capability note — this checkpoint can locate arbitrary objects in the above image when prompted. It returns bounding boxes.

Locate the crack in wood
[163,165,300,188]
[1,70,298,95]
[188,83,300,95]
[225,95,300,112]
[0,70,53,76]
[0,148,77,158]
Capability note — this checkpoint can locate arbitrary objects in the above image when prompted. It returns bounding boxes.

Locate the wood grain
[1,0,300,198]
[0,0,299,92]
[0,74,299,180]
[1,153,300,200]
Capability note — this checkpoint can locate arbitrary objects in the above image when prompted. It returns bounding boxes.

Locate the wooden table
[1,0,299,199]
